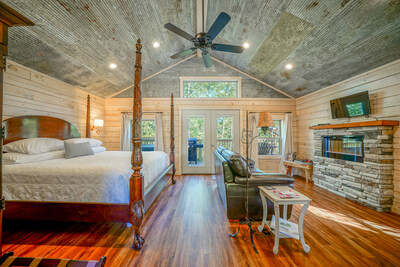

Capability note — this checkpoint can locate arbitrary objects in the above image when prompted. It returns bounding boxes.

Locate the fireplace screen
[322,135,364,162]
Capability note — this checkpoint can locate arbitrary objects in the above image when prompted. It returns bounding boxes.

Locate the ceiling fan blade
[211,43,244,53]
[164,23,194,41]
[202,50,212,68]
[170,48,196,59]
[206,12,231,41]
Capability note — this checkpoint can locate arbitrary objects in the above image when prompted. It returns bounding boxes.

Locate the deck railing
[258,137,280,155]
[217,139,233,150]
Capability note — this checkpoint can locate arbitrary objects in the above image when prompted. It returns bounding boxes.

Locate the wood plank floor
[3,175,400,266]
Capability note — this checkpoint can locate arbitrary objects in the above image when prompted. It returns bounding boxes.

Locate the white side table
[258,186,311,255]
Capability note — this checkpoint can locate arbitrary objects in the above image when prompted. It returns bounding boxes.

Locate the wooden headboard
[3,115,81,144]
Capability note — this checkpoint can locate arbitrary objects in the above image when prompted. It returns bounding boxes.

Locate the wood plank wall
[104,98,296,174]
[295,59,400,214]
[4,60,106,141]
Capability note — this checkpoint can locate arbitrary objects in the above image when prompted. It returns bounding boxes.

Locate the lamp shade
[257,112,274,128]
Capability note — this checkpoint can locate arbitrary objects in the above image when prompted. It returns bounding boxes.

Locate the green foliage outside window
[217,116,233,139]
[258,120,281,138]
[183,81,238,98]
[142,120,155,138]
[188,117,204,139]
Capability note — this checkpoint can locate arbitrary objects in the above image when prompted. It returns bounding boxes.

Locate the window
[180,77,240,98]
[127,119,156,151]
[257,120,282,156]
[141,119,155,151]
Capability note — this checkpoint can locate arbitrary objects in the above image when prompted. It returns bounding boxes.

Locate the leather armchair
[214,147,294,220]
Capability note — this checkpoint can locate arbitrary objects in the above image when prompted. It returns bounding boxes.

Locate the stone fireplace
[311,121,398,212]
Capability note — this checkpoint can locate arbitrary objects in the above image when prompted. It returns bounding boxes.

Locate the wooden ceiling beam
[0,2,34,27]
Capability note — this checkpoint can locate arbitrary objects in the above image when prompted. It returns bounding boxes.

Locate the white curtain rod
[122,111,163,114]
[249,111,292,114]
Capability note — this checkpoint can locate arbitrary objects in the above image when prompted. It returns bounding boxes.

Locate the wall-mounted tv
[330,91,371,119]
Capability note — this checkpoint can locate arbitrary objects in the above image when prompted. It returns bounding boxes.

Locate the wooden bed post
[170,93,176,184]
[130,39,144,250]
[86,94,91,138]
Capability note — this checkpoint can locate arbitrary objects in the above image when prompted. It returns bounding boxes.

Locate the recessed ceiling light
[243,42,250,49]
[285,63,293,70]
[109,63,117,69]
[153,41,160,48]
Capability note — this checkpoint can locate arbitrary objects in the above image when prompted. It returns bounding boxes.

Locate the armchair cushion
[228,154,251,177]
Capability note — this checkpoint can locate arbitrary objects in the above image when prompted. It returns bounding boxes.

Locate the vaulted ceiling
[4,0,400,98]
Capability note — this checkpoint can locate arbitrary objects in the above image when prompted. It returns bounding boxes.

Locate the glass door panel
[182,110,211,174]
[187,116,205,166]
[216,116,234,150]
[211,110,240,174]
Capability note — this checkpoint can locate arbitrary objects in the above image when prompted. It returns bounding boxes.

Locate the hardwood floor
[3,175,400,266]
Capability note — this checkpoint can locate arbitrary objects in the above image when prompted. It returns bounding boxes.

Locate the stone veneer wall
[313,126,395,212]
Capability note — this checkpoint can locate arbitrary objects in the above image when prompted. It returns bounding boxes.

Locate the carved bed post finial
[170,93,176,184]
[130,38,144,250]
[86,95,91,138]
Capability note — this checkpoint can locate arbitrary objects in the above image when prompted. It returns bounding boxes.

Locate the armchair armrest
[235,173,294,185]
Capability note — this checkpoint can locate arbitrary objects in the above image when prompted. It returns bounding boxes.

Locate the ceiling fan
[164,12,244,68]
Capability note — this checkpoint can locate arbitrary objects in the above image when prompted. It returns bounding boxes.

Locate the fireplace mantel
[309,120,399,130]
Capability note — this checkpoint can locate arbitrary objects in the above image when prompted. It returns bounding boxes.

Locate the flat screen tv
[330,91,371,119]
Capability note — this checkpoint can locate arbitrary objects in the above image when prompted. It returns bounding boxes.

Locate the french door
[182,110,240,174]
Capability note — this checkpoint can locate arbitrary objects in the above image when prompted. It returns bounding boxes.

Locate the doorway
[181,110,240,174]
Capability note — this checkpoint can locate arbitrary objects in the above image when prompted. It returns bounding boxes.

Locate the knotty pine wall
[295,59,400,214]
[104,98,296,175]
[4,61,106,141]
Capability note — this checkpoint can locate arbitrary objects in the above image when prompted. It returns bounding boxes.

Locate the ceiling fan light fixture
[285,63,294,70]
[243,42,250,49]
[153,41,160,48]
[109,63,117,69]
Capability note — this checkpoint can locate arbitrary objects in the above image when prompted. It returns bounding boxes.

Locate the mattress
[3,151,170,204]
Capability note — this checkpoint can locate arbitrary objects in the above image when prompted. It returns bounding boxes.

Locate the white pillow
[4,138,64,155]
[3,150,65,165]
[65,138,102,147]
[92,146,106,153]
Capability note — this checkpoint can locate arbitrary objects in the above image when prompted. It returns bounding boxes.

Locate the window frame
[179,76,242,99]
[257,115,284,159]
[128,114,157,151]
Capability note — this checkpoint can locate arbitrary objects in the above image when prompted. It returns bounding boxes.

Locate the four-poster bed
[2,39,174,250]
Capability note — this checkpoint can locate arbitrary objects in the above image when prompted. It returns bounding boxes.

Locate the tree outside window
[183,81,238,98]
[128,119,156,151]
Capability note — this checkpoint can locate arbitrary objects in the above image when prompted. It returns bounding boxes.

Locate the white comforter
[3,151,170,203]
